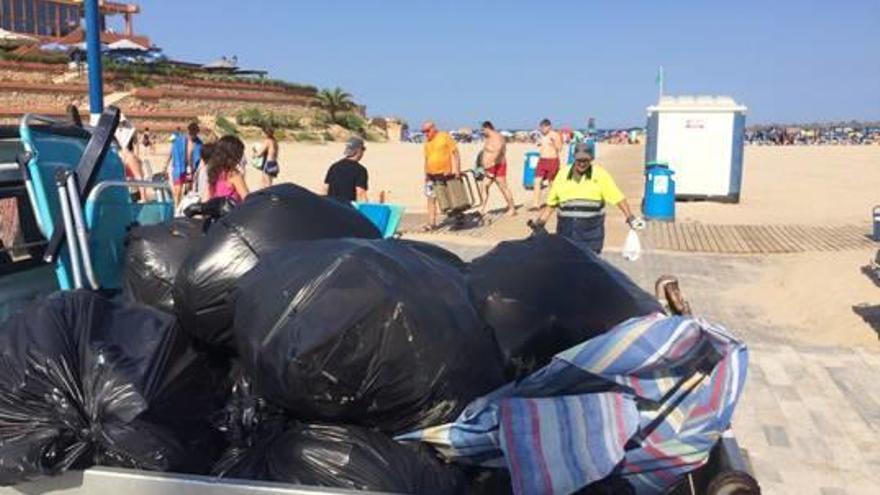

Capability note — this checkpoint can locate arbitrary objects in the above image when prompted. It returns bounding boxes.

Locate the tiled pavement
[435,241,880,495]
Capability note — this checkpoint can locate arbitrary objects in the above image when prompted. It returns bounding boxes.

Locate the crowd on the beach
[745,126,880,145]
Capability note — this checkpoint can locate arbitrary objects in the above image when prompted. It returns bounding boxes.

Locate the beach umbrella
[108,39,148,51]
[39,42,70,53]
[72,41,108,52]
[0,29,37,48]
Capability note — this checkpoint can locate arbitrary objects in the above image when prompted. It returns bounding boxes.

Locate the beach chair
[352,202,405,238]
[18,106,173,290]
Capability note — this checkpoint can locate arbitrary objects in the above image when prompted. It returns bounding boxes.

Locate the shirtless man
[479,121,516,217]
[533,118,562,210]
[255,127,279,188]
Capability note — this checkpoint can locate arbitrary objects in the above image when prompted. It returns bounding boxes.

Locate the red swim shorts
[536,157,560,181]
[485,159,507,178]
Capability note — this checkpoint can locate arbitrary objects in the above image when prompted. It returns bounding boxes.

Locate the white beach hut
[645,96,747,203]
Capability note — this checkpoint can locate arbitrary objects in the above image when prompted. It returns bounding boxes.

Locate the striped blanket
[399,313,748,494]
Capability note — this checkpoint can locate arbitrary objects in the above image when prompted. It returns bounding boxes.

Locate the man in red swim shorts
[533,118,562,210]
[479,121,516,218]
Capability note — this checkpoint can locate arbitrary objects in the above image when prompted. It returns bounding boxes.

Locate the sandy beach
[144,141,880,350]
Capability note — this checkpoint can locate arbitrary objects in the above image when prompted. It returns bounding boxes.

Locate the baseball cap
[573,143,593,161]
[344,136,365,157]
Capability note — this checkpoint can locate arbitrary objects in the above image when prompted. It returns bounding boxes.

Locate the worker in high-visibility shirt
[530,143,645,253]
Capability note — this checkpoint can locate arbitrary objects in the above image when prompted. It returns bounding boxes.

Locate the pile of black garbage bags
[0,184,661,493]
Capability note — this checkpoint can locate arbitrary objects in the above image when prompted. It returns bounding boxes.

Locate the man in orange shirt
[421,121,461,230]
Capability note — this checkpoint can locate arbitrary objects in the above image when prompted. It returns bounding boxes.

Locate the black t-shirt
[324,158,368,203]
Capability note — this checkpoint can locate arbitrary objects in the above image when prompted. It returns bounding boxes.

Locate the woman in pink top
[202,135,249,204]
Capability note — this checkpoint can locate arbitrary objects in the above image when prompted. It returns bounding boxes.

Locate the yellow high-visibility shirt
[546,164,625,208]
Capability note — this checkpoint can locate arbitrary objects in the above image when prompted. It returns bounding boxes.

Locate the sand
[143,141,880,349]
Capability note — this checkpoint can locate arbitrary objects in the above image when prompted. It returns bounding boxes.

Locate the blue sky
[133,0,879,129]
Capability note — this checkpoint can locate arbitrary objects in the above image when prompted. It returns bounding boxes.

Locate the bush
[335,112,366,132]
[216,115,238,136]
[293,131,321,142]
[235,108,302,130]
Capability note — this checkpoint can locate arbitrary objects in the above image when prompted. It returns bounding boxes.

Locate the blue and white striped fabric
[398,313,748,495]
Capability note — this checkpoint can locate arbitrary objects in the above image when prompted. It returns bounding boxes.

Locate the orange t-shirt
[423,131,458,175]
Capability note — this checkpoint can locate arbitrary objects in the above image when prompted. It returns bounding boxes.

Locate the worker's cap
[344,136,365,157]
[573,143,593,161]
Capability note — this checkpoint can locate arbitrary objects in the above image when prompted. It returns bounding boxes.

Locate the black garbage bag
[395,239,467,272]
[0,291,228,485]
[212,371,465,494]
[215,422,466,494]
[468,235,662,379]
[233,238,505,433]
[173,183,381,350]
[123,217,205,313]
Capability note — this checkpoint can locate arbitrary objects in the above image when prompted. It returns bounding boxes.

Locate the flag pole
[658,65,664,102]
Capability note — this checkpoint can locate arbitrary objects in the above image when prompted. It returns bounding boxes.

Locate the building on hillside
[0,0,142,42]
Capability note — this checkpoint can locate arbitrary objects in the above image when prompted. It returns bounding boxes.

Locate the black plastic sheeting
[232,239,506,434]
[123,218,205,314]
[468,235,663,379]
[0,291,228,485]
[173,184,381,350]
[212,371,466,494]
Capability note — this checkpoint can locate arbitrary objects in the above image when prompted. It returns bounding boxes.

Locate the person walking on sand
[323,137,369,203]
[421,121,460,231]
[529,143,645,254]
[166,122,203,206]
[478,121,516,218]
[254,127,279,188]
[533,118,562,210]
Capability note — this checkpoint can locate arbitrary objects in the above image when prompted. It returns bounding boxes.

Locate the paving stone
[763,425,791,448]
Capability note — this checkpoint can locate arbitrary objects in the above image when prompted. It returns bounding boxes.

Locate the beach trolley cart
[352,202,405,238]
[522,151,540,190]
[645,96,746,203]
[433,169,484,215]
[17,107,173,291]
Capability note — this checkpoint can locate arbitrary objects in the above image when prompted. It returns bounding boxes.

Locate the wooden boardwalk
[643,222,876,254]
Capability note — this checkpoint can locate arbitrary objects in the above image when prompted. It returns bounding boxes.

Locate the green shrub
[235,108,302,130]
[216,115,238,136]
[294,131,321,142]
[335,112,366,132]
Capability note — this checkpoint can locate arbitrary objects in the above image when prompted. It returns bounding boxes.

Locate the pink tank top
[210,171,242,203]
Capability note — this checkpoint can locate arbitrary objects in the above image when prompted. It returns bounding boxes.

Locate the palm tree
[317,87,354,124]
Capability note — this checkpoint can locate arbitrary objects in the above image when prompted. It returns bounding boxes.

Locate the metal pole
[84,0,104,124]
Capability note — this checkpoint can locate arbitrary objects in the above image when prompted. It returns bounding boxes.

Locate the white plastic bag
[622,229,642,261]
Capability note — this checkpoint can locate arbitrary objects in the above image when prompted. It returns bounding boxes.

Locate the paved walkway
[642,222,874,254]
[434,242,880,495]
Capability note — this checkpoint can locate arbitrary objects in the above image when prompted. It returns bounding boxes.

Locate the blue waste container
[643,161,675,221]
[873,206,880,241]
[523,151,540,190]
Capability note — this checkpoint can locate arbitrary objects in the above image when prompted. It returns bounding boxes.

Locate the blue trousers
[556,215,605,254]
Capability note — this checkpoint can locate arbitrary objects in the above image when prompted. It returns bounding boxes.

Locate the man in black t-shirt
[323,137,369,203]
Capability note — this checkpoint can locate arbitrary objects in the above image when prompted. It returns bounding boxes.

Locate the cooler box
[352,202,405,239]
[643,161,675,221]
[523,151,540,190]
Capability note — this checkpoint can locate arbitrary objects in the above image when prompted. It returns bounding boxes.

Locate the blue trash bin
[873,205,880,241]
[523,151,540,190]
[643,161,675,221]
